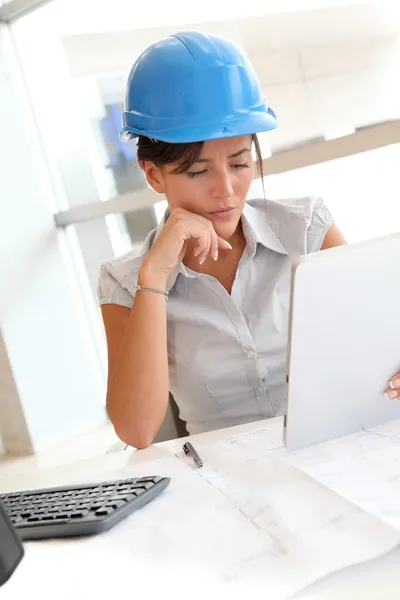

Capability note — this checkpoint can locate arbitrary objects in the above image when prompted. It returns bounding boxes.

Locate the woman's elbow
[108,411,156,449]
[114,423,155,449]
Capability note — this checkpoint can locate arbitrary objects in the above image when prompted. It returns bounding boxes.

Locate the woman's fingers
[192,225,210,260]
[210,229,221,261]
[196,229,211,265]
[385,372,400,399]
[390,372,400,388]
[217,236,233,251]
[191,222,232,265]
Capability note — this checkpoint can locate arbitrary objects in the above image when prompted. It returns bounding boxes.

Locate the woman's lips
[207,207,236,220]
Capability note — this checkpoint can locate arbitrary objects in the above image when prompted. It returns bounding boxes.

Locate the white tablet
[284,232,400,451]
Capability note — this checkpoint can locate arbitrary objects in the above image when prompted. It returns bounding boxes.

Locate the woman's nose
[211,172,234,199]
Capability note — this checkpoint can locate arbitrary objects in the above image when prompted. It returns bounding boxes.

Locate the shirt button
[247,350,256,360]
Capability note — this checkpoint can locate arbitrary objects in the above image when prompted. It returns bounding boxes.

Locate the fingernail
[193,251,200,258]
[199,258,205,265]
[226,243,232,250]
[214,252,218,261]
[390,379,400,389]
[385,390,398,400]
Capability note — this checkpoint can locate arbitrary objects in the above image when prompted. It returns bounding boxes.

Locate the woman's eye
[187,169,207,178]
[232,162,250,170]
[187,163,249,178]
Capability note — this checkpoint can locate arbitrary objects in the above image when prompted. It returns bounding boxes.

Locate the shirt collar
[242,201,288,256]
[141,200,288,291]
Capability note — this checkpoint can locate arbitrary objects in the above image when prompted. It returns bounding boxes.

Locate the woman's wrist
[138,260,170,290]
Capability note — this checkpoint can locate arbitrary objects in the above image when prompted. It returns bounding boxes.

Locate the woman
[98,31,400,448]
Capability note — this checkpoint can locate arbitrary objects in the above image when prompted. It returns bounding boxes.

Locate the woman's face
[143,135,254,240]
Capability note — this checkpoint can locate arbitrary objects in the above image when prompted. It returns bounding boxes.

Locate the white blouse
[98,196,334,434]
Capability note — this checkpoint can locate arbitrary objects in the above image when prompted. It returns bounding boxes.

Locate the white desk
[2,417,400,600]
[0,417,267,493]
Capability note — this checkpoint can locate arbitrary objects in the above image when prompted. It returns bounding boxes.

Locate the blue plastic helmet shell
[121,31,277,143]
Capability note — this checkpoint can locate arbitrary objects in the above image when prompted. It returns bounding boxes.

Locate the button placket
[206,278,254,349]
[244,351,275,417]
[205,276,274,417]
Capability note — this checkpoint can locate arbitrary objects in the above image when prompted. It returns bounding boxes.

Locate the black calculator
[1,475,170,542]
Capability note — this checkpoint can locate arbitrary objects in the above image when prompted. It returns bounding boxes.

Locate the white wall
[254,36,400,149]
[0,23,108,454]
[0,329,33,455]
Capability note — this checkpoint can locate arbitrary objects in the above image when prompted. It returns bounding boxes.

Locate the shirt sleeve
[306,196,334,254]
[97,262,135,308]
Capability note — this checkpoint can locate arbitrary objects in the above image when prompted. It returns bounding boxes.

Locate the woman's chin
[213,219,240,241]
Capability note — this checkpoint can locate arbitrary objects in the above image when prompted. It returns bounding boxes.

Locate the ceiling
[52,0,400,39]
[60,3,400,80]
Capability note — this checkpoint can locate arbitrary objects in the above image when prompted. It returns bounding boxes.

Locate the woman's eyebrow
[194,147,251,163]
[229,147,251,158]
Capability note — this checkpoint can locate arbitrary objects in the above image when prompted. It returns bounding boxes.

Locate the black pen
[183,441,203,468]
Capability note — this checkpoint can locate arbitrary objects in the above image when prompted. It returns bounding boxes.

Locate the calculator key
[70,510,89,518]
[108,500,126,509]
[95,507,114,516]
[11,515,24,524]
[123,493,137,501]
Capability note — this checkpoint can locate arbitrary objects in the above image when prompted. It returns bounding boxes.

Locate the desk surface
[2,417,400,600]
[0,417,270,494]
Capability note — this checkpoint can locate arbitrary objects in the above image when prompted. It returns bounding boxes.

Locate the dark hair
[137,134,265,189]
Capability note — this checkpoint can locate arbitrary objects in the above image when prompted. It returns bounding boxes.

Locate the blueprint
[6,420,400,600]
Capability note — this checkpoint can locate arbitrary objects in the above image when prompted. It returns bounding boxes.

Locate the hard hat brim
[120,108,277,144]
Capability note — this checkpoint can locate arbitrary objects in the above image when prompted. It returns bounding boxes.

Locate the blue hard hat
[121,31,277,143]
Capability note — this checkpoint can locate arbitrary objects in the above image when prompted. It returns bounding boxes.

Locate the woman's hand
[139,207,232,286]
[385,372,400,400]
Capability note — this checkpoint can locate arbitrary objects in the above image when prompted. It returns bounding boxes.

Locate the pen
[183,442,203,468]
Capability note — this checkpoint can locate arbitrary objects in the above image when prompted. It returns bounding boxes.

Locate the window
[265,144,400,243]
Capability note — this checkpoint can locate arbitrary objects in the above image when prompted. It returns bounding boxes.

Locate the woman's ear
[140,161,165,194]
